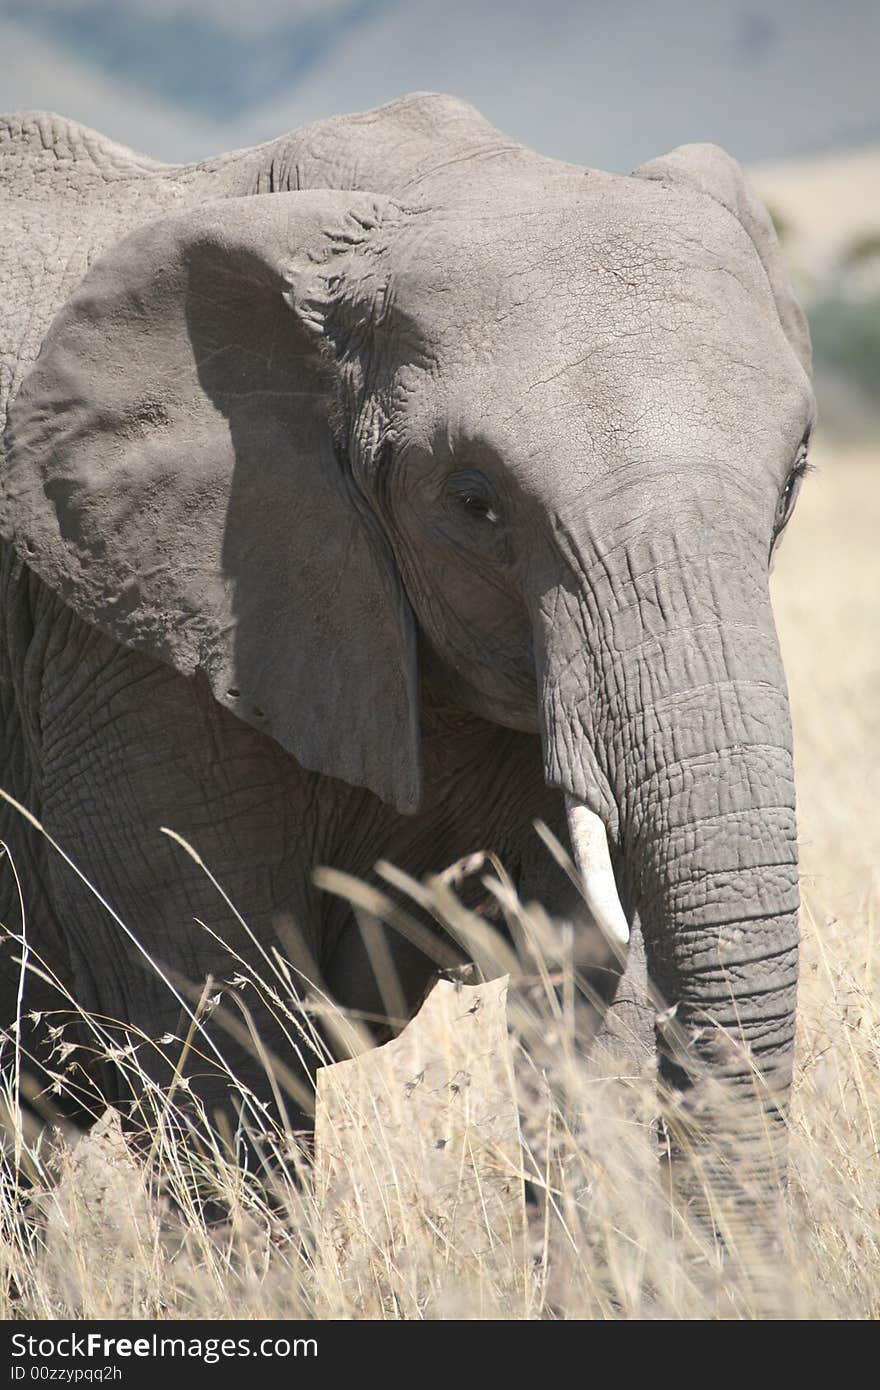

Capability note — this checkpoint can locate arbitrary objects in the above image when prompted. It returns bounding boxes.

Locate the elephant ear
[633,144,811,378]
[1,191,422,813]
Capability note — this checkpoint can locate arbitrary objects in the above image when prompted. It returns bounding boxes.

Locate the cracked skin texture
[0,95,813,1215]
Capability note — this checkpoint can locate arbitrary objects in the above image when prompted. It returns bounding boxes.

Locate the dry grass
[0,435,877,1320]
[770,440,880,1318]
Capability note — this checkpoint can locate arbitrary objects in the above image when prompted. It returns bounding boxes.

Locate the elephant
[0,94,812,1229]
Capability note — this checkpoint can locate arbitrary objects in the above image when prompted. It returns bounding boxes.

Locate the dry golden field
[0,435,877,1322]
[766,440,880,1317]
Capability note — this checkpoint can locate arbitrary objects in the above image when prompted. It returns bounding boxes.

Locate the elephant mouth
[563,793,630,947]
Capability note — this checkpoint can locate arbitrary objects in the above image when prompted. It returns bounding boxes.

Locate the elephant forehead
[393,232,807,473]
[389,191,808,446]
[394,178,776,340]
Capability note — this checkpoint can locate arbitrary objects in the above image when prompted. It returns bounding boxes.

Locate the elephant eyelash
[771,445,813,550]
[787,453,812,491]
[459,494,499,523]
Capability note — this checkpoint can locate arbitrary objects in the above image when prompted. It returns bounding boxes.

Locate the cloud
[2,0,360,35]
[0,19,219,162]
[2,0,396,119]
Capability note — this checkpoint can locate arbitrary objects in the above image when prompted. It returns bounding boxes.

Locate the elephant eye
[772,438,811,547]
[445,471,501,526]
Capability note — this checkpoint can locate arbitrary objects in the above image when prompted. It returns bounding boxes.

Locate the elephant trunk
[539,521,800,1241]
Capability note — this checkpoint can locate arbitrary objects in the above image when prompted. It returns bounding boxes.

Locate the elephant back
[241,91,556,202]
[1,113,185,441]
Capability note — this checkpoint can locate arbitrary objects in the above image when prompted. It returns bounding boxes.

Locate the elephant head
[1,130,813,1230]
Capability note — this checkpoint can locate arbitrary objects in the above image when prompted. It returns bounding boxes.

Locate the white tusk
[564,795,630,945]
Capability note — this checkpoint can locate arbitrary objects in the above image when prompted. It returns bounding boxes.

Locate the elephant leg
[592,916,653,1066]
[515,794,625,1016]
[509,819,653,1065]
[29,599,347,1144]
[0,549,87,1129]
[514,793,653,1070]
[324,912,465,1049]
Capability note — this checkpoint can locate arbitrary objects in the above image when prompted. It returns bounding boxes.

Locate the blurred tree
[839,230,880,269]
[809,294,880,396]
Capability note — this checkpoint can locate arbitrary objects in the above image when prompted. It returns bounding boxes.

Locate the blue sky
[1,0,878,169]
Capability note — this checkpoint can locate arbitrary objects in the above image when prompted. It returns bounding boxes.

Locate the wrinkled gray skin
[0,95,812,1223]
